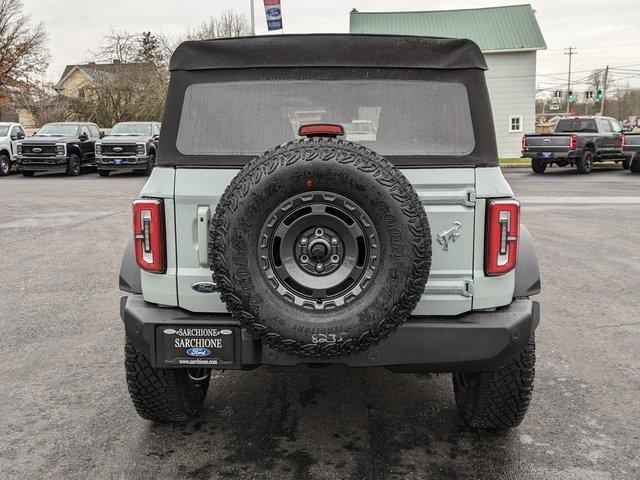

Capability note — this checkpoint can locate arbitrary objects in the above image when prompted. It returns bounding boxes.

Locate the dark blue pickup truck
[522,116,625,174]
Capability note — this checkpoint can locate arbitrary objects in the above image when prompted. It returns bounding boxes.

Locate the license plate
[542,152,552,158]
[113,159,123,165]
[159,326,236,367]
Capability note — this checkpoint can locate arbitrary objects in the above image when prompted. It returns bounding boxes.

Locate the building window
[509,115,523,133]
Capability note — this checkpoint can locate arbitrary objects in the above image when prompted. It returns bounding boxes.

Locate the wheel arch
[119,238,142,294]
[67,144,82,157]
[514,224,541,298]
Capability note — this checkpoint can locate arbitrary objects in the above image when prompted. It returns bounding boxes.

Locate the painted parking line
[519,196,640,205]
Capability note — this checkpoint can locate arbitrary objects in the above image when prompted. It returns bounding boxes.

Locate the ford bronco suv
[96,122,161,176]
[119,35,541,429]
[16,122,102,176]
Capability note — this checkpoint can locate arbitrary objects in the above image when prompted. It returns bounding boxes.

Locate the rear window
[555,119,597,133]
[176,80,475,157]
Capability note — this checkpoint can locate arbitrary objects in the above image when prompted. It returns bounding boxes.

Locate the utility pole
[599,65,609,116]
[250,0,256,35]
[564,46,577,114]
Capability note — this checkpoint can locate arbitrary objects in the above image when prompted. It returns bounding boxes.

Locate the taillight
[521,136,526,151]
[621,133,625,149]
[133,199,165,273]
[485,199,520,276]
[569,134,577,150]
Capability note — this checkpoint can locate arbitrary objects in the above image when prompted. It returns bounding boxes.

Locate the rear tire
[66,153,81,176]
[576,150,594,174]
[97,170,110,177]
[125,340,210,424]
[453,336,535,430]
[0,154,10,176]
[22,171,35,177]
[630,154,640,173]
[531,159,547,174]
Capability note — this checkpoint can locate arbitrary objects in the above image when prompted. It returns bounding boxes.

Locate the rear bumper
[522,150,575,162]
[121,296,540,373]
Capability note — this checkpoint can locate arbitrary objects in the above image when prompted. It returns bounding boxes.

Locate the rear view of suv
[119,35,541,429]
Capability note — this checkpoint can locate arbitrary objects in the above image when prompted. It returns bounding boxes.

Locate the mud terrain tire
[453,336,536,429]
[125,341,210,423]
[209,138,431,359]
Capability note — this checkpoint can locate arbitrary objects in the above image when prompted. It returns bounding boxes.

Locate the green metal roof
[349,4,546,52]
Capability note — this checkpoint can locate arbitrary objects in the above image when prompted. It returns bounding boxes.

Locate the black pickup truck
[522,116,625,174]
[623,132,640,173]
[17,122,102,176]
[96,122,160,176]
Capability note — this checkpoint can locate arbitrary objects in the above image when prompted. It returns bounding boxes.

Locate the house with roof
[350,4,546,158]
[54,60,150,99]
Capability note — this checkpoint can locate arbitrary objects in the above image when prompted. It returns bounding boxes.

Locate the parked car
[16,122,102,176]
[96,122,160,176]
[119,35,541,429]
[0,122,26,176]
[623,133,640,173]
[522,116,625,174]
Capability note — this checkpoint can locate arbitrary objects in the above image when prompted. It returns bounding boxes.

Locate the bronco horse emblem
[437,222,462,251]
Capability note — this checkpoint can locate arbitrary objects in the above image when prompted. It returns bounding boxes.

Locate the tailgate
[174,168,476,317]
[624,133,640,150]
[524,135,572,150]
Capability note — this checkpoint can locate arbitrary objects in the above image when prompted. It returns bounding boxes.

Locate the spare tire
[209,138,431,358]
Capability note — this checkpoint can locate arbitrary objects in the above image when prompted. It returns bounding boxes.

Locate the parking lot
[1,167,639,480]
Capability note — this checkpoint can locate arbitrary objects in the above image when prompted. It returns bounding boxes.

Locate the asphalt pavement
[1,166,639,480]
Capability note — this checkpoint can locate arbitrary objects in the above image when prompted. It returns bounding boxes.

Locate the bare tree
[94,28,139,64]
[0,0,49,92]
[187,9,250,40]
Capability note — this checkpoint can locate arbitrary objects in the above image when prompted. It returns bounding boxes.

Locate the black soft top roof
[170,34,488,72]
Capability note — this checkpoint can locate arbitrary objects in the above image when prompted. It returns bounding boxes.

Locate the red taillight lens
[621,133,625,149]
[298,123,345,138]
[485,199,520,276]
[133,199,165,273]
[569,134,577,150]
[521,136,526,151]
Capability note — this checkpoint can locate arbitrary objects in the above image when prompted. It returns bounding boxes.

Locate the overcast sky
[23,0,640,91]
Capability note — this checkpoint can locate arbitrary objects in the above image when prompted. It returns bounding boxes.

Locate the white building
[350,4,547,158]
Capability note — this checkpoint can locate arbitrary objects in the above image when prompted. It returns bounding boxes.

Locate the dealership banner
[264,0,283,31]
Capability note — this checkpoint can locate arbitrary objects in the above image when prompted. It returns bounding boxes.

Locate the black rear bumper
[121,296,540,373]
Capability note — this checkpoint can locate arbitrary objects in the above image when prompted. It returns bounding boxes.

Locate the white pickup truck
[0,122,27,176]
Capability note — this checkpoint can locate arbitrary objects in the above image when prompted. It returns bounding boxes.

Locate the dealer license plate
[113,159,123,165]
[159,326,235,367]
[542,152,552,158]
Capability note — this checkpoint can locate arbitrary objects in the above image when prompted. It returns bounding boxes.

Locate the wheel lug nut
[315,228,324,237]
[331,255,340,264]
[299,237,308,246]
[330,237,339,246]
[300,255,309,264]
[316,263,324,272]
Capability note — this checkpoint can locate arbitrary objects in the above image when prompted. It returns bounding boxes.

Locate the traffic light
[567,90,574,102]
[596,89,604,100]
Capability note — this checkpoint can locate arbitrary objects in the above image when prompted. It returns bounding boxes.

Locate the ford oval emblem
[113,147,123,152]
[192,282,219,294]
[186,347,211,357]
[220,329,233,335]
[266,7,280,16]
[33,147,42,153]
